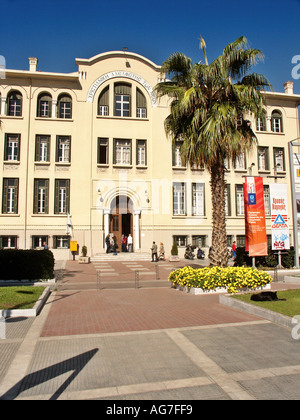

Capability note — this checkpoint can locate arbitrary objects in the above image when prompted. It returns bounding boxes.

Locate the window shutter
[2,179,8,213]
[33,179,38,213]
[14,178,19,213]
[54,179,59,213]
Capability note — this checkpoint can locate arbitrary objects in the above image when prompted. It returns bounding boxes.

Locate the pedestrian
[151,241,158,262]
[232,241,236,260]
[121,234,127,252]
[111,235,118,255]
[127,233,133,252]
[43,241,49,250]
[105,234,110,253]
[159,242,165,260]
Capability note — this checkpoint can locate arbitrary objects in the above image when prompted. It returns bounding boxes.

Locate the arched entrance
[109,195,133,249]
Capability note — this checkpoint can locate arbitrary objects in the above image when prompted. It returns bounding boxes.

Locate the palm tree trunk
[209,162,229,267]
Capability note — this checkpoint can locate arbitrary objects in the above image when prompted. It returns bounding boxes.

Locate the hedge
[0,249,55,280]
[235,246,295,269]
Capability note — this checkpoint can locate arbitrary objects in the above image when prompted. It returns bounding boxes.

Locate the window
[173,141,185,167]
[136,140,147,166]
[54,179,70,214]
[4,134,20,161]
[113,139,132,165]
[7,91,22,116]
[53,235,70,249]
[98,86,109,116]
[271,110,283,133]
[97,138,109,165]
[192,183,205,216]
[136,88,147,118]
[32,236,48,249]
[173,182,186,215]
[225,184,231,216]
[235,153,246,170]
[173,235,187,247]
[264,185,270,216]
[258,147,269,171]
[114,83,131,117]
[236,235,245,248]
[2,178,19,214]
[273,147,285,171]
[236,185,244,216]
[192,235,207,247]
[57,94,72,119]
[37,93,52,118]
[35,135,50,162]
[56,136,71,163]
[33,179,49,214]
[256,117,266,131]
[0,236,17,249]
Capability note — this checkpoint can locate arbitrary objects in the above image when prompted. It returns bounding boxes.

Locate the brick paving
[41,260,261,337]
[2,258,300,400]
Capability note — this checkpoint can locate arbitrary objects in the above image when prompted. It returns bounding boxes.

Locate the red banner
[243,177,268,256]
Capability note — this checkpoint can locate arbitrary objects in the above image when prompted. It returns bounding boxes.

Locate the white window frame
[7,136,19,161]
[236,185,244,216]
[192,183,205,216]
[114,139,131,165]
[173,182,186,216]
[115,94,130,117]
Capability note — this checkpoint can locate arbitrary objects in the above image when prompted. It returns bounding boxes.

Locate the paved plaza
[1,257,300,400]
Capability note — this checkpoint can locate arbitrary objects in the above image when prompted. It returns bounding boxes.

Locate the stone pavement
[1,257,300,400]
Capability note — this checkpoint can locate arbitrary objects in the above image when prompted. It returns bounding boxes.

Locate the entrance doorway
[109,195,133,249]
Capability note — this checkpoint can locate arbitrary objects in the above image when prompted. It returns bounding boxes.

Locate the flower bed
[168,266,272,294]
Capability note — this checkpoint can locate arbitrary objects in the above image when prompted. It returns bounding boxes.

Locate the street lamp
[288,137,300,268]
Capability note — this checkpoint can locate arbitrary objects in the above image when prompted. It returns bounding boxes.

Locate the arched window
[57,94,72,119]
[37,92,52,118]
[271,110,283,133]
[114,83,131,117]
[136,88,147,118]
[98,86,109,116]
[7,90,22,116]
[256,116,266,131]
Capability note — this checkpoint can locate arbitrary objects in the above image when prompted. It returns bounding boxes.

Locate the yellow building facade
[0,51,300,260]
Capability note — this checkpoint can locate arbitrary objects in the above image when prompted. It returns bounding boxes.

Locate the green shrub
[0,249,55,280]
[235,247,295,269]
[171,241,178,256]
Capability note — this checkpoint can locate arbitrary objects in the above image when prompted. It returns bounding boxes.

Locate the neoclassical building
[0,51,300,260]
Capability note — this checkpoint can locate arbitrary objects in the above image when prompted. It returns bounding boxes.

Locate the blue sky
[1,0,300,94]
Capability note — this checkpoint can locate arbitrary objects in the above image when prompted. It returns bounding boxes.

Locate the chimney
[28,57,38,72]
[284,81,294,95]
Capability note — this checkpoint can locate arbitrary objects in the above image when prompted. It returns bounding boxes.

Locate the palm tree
[156,36,271,266]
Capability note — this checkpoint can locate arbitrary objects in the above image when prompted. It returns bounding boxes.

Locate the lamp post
[288,138,300,268]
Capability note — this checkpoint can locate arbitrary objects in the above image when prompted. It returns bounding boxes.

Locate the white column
[52,100,57,118]
[134,210,141,250]
[1,97,6,116]
[267,116,271,132]
[104,209,110,250]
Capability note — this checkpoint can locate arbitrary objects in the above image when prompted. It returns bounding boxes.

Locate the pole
[288,140,300,268]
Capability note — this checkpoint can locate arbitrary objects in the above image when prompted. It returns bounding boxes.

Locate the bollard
[155,263,160,280]
[97,270,101,290]
[135,270,139,289]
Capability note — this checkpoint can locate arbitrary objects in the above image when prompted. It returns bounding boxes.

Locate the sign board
[243,177,268,256]
[269,184,290,250]
[70,241,78,252]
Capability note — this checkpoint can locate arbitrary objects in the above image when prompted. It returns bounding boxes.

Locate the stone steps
[91,252,152,262]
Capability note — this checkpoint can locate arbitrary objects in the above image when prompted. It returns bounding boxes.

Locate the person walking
[232,241,237,260]
[105,234,110,253]
[159,242,165,260]
[151,241,158,262]
[127,233,133,252]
